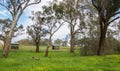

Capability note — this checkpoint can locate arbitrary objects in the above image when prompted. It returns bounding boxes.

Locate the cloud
[0,10,9,18]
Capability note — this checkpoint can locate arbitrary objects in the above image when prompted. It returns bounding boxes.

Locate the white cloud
[0,10,9,17]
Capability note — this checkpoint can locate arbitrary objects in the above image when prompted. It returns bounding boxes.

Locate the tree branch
[111,11,120,18]
[91,0,98,11]
[108,16,120,25]
[28,0,41,6]
[52,21,64,35]
[0,3,14,18]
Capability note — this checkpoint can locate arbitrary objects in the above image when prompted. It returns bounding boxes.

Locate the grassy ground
[0,45,120,71]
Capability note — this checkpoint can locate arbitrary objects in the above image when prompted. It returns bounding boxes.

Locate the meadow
[0,45,120,71]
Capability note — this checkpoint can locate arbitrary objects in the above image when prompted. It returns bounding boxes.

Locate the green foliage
[53,3,64,19]
[17,39,34,45]
[0,46,120,71]
[54,39,63,46]
[80,37,99,56]
[27,11,48,45]
[80,37,120,56]
[0,19,23,41]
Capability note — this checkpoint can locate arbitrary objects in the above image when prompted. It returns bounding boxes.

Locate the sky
[0,0,69,43]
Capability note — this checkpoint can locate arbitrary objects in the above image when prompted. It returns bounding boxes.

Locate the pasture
[0,45,120,71]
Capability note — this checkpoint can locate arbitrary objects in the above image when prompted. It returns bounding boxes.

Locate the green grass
[0,46,120,71]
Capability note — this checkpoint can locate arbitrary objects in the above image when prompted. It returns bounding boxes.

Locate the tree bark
[70,32,75,53]
[35,43,39,52]
[70,24,75,53]
[3,20,17,58]
[35,39,40,52]
[97,21,108,55]
[45,45,49,57]
[45,36,52,57]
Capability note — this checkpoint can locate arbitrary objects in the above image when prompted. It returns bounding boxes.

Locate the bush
[79,37,120,56]
[80,38,98,56]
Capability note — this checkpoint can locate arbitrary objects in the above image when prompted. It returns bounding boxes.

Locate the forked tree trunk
[3,20,17,58]
[97,20,108,55]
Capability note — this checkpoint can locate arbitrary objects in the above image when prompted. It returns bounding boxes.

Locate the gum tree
[0,0,41,57]
[55,0,89,53]
[0,19,23,49]
[42,1,64,57]
[27,11,47,52]
[92,0,120,55]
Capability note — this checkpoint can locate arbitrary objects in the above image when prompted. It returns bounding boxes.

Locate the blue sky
[0,0,69,42]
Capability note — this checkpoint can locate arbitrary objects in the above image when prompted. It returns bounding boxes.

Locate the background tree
[27,11,47,52]
[17,39,33,46]
[92,0,120,55]
[55,0,92,53]
[62,35,69,46]
[0,0,41,57]
[54,38,63,46]
[42,1,64,56]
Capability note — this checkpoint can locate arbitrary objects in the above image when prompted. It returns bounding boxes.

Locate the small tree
[55,0,92,53]
[27,11,47,52]
[42,1,64,56]
[0,0,41,57]
[54,38,62,46]
[62,35,69,46]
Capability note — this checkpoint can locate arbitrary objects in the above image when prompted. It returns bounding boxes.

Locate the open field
[0,45,120,71]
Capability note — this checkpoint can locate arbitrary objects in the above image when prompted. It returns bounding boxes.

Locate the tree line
[0,0,120,58]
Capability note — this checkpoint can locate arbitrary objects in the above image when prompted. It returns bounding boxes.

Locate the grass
[0,45,120,71]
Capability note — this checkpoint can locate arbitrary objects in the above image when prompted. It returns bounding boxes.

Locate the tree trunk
[3,20,17,58]
[45,36,52,57]
[45,45,49,57]
[36,43,39,52]
[70,34,75,53]
[97,21,108,55]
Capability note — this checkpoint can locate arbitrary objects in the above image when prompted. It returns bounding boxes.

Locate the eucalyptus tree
[0,19,23,49]
[27,11,47,53]
[0,0,41,57]
[42,1,64,57]
[92,0,120,55]
[55,0,94,53]
[54,38,63,46]
[62,35,69,46]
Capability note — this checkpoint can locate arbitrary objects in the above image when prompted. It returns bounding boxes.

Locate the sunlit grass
[0,46,120,71]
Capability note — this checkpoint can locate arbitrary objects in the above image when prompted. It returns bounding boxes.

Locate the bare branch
[10,0,17,19]
[74,27,82,35]
[107,11,120,22]
[108,16,120,25]
[111,11,120,17]
[16,0,26,14]
[52,21,64,35]
[0,3,14,18]
[28,0,41,6]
